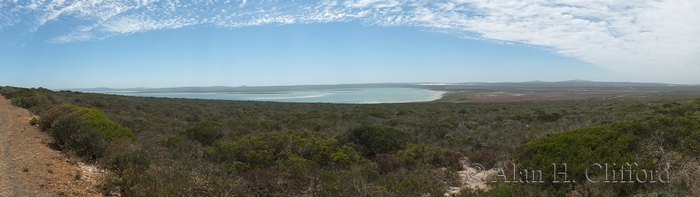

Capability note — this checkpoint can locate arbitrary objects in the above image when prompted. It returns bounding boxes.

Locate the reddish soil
[461,91,620,103]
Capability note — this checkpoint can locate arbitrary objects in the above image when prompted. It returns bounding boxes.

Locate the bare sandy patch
[445,158,498,196]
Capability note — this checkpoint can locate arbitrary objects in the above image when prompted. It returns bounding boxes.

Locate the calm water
[99,88,445,104]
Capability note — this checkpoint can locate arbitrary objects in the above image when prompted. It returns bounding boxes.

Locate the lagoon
[98,88,445,104]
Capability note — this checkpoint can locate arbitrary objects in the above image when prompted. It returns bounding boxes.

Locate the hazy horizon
[63,79,693,91]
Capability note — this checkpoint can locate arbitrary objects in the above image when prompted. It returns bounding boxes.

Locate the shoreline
[95,88,447,104]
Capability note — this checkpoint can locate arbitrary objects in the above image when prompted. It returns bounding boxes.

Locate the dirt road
[0,96,104,196]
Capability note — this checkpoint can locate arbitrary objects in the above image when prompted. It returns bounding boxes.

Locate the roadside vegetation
[1,85,699,196]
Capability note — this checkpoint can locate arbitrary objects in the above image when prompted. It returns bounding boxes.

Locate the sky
[0,0,699,89]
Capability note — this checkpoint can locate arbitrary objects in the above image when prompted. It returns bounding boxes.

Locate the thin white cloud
[344,0,401,8]
[100,14,196,34]
[0,1,22,30]
[49,30,96,43]
[1,0,699,83]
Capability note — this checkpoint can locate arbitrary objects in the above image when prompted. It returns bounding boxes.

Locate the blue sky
[1,0,699,89]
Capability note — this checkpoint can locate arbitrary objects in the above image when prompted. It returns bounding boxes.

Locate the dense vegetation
[507,114,700,196]
[1,86,699,196]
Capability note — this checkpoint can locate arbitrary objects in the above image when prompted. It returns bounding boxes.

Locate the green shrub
[385,172,446,197]
[0,87,43,109]
[185,120,224,146]
[275,152,316,179]
[101,141,153,196]
[681,130,700,157]
[513,121,644,172]
[534,109,563,122]
[238,168,288,196]
[316,166,385,196]
[396,143,440,169]
[0,86,35,99]
[161,136,188,150]
[49,115,107,159]
[11,96,40,108]
[0,86,12,97]
[209,130,365,173]
[348,125,411,156]
[29,117,38,125]
[62,104,136,141]
[330,145,365,167]
[114,165,235,197]
[394,143,464,170]
[39,106,71,131]
[510,120,670,195]
[41,104,136,141]
[108,142,151,173]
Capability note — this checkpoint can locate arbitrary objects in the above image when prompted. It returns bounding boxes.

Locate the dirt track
[0,96,104,196]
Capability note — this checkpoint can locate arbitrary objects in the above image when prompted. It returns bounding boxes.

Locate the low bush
[49,115,107,159]
[209,130,366,174]
[510,115,700,195]
[62,104,136,141]
[0,87,46,109]
[0,86,35,99]
[39,106,71,131]
[184,120,224,146]
[29,117,38,125]
[396,143,465,170]
[10,96,40,108]
[347,125,411,156]
[396,143,441,169]
[239,168,288,196]
[376,153,401,173]
[681,131,700,157]
[468,149,499,170]
[40,104,136,141]
[115,166,234,197]
[383,171,448,197]
[106,141,151,173]
[161,136,189,151]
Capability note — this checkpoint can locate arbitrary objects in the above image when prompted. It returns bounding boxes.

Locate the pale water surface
[98,88,444,104]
